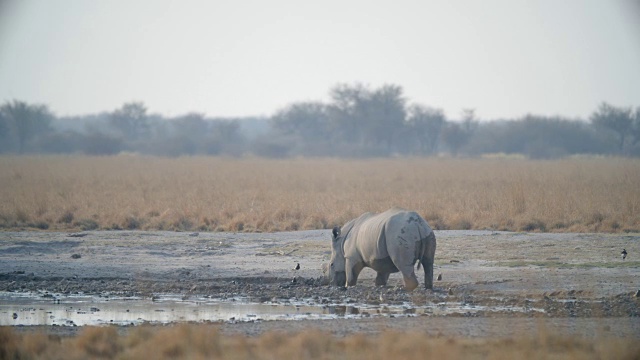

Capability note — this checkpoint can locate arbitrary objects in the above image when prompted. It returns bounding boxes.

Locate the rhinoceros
[327,208,436,291]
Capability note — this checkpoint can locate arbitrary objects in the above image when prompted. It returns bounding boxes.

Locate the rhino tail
[416,261,422,270]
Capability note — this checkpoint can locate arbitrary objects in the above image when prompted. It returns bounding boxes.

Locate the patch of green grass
[494,261,640,269]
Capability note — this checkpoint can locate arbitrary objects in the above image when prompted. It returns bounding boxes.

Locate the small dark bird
[437,273,442,281]
[295,263,300,271]
[291,277,297,284]
[622,249,627,260]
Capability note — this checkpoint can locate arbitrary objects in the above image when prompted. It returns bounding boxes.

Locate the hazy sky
[0,0,639,120]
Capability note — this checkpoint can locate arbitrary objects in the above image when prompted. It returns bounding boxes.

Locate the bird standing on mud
[291,263,300,284]
[621,249,627,260]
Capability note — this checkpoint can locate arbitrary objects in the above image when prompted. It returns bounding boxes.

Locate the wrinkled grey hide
[327,208,436,291]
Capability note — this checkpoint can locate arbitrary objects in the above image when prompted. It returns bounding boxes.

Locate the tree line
[1,83,639,158]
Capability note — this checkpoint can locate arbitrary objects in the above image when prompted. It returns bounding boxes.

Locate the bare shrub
[520,219,547,232]
[14,209,29,223]
[58,210,74,224]
[30,221,49,230]
[450,217,473,230]
[424,212,448,230]
[123,215,142,230]
[74,218,99,231]
[75,326,120,358]
[0,327,20,359]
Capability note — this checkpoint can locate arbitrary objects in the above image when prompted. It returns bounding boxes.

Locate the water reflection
[0,291,544,327]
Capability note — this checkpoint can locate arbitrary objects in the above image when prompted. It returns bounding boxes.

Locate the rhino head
[328,226,347,287]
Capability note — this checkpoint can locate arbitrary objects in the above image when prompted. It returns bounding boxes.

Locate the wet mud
[0,230,639,337]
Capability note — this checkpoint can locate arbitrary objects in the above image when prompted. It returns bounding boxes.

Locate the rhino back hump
[383,210,433,259]
[349,209,409,262]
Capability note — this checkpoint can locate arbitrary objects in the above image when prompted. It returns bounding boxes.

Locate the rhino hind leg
[421,232,437,290]
[375,272,390,286]
[402,272,419,291]
[421,255,434,290]
[393,262,418,291]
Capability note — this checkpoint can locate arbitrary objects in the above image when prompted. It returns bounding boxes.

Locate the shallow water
[0,291,545,326]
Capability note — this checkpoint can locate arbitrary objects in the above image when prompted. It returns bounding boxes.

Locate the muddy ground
[1,230,639,338]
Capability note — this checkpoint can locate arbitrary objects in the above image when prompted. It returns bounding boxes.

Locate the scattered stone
[448,288,454,296]
[189,232,199,237]
[71,254,81,259]
[449,260,460,263]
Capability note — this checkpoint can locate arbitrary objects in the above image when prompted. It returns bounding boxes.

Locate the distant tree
[0,111,12,153]
[460,108,479,134]
[366,84,406,152]
[441,109,477,157]
[441,123,467,156]
[209,120,245,156]
[465,115,608,158]
[34,131,83,154]
[407,104,446,155]
[82,133,124,155]
[250,134,292,158]
[108,102,149,141]
[0,100,53,153]
[271,102,330,140]
[0,111,8,138]
[271,101,336,156]
[168,113,210,155]
[327,83,406,155]
[328,83,369,145]
[590,102,634,154]
[631,107,640,149]
[172,113,209,137]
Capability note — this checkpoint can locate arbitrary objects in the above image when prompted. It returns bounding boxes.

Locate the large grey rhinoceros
[327,208,436,291]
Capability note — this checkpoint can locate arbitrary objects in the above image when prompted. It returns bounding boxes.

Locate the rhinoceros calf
[328,208,436,291]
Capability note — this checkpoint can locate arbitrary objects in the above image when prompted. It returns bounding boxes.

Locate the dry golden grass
[0,155,639,233]
[1,325,638,360]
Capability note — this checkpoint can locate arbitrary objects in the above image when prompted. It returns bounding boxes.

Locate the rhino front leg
[375,272,390,286]
[345,258,365,287]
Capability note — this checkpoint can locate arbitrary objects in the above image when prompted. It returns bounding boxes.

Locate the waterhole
[0,291,543,326]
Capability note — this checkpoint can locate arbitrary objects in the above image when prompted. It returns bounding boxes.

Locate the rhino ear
[332,226,341,239]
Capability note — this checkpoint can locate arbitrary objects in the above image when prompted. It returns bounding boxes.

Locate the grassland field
[1,155,639,233]
[1,155,640,359]
[2,325,638,360]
